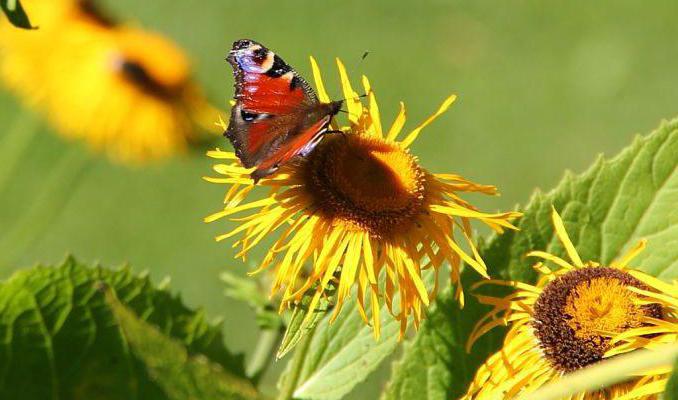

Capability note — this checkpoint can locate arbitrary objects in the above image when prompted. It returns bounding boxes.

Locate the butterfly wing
[226,39,337,180]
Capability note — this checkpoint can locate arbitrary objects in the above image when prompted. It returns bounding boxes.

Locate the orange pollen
[304,134,427,236]
[564,277,644,341]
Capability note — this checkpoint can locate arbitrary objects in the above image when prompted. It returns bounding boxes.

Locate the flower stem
[276,325,316,400]
[246,327,282,386]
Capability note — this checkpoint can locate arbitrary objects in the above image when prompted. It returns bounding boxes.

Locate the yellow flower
[205,57,521,338]
[0,0,215,162]
[463,207,677,400]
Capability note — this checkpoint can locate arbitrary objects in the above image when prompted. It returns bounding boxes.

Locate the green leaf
[379,269,505,400]
[276,293,399,400]
[1,0,35,29]
[0,256,250,399]
[105,285,261,400]
[666,354,678,400]
[382,118,678,399]
[276,288,331,361]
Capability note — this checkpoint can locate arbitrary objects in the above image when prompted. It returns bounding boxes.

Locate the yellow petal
[526,251,575,271]
[615,379,667,400]
[336,57,362,124]
[361,75,382,137]
[206,149,237,159]
[386,101,406,142]
[550,206,583,267]
[612,240,647,268]
[371,289,381,339]
[400,95,456,148]
[309,56,330,103]
[628,270,678,298]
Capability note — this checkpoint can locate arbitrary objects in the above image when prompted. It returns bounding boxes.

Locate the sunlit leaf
[277,290,398,400]
[276,286,332,361]
[105,284,261,400]
[0,257,249,399]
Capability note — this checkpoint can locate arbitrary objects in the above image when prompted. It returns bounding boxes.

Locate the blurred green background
[1,0,677,397]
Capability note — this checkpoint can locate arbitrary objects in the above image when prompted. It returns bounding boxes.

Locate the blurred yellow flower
[0,0,215,162]
[205,57,521,338]
[463,208,676,400]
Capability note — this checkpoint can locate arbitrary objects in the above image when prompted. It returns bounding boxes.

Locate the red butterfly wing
[225,39,341,181]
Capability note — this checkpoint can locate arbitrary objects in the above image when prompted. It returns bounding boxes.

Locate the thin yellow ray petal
[533,262,553,275]
[471,279,541,293]
[551,207,583,267]
[609,326,675,347]
[615,379,667,400]
[356,270,370,324]
[629,287,678,308]
[361,75,382,137]
[386,101,406,142]
[612,240,647,268]
[369,288,380,339]
[400,95,456,148]
[337,234,362,300]
[422,218,488,278]
[362,233,377,284]
[206,149,237,159]
[628,270,678,298]
[204,198,276,222]
[526,251,575,270]
[203,177,235,185]
[309,56,330,103]
[319,234,352,288]
[402,254,429,306]
[215,114,228,130]
[430,205,519,230]
[336,58,361,123]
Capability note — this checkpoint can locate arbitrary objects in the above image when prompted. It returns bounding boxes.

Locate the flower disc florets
[533,266,662,372]
[304,134,426,237]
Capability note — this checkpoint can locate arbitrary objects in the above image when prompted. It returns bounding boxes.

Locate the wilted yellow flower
[0,0,215,162]
[205,57,521,337]
[463,207,676,400]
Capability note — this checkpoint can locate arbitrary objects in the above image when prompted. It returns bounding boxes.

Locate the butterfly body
[225,39,342,182]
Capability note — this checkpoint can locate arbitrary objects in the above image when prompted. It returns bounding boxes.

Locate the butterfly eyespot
[240,109,271,123]
[252,47,269,63]
[226,39,335,181]
[240,109,258,122]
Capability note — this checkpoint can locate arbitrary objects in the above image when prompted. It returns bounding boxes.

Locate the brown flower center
[304,134,427,236]
[532,266,662,372]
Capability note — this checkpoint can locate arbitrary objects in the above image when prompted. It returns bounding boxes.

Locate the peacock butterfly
[225,39,343,183]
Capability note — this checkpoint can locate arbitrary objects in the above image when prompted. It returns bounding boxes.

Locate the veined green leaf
[0,257,248,399]
[382,118,678,399]
[105,286,261,400]
[276,286,332,361]
[277,291,399,400]
[1,0,35,29]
